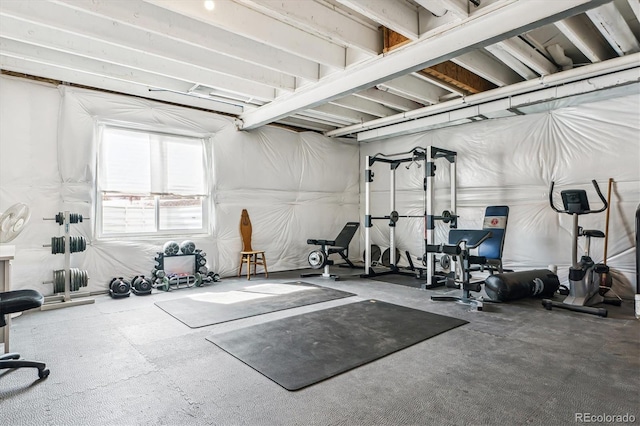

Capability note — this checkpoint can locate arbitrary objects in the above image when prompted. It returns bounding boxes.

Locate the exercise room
[1,1,638,425]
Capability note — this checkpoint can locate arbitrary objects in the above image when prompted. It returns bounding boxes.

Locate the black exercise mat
[207,299,468,390]
[369,272,426,289]
[155,282,355,328]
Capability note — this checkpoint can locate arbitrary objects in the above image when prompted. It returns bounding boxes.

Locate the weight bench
[430,229,492,311]
[302,222,360,280]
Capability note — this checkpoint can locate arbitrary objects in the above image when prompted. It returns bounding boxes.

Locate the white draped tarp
[360,94,640,298]
[1,74,638,298]
[0,75,358,294]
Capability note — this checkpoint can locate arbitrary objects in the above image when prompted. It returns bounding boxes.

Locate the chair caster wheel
[39,368,50,379]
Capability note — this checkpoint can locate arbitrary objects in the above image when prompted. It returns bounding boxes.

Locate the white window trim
[95,122,211,239]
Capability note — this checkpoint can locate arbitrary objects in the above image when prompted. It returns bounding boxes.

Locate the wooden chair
[238,209,268,280]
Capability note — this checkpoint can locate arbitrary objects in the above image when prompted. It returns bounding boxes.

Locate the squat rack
[362,146,457,287]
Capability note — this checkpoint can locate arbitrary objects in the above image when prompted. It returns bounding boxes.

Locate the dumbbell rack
[41,211,95,311]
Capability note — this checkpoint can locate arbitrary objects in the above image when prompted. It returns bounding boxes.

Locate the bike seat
[581,229,605,238]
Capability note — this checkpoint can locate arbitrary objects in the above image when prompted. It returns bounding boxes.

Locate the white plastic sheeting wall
[1,74,637,298]
[360,94,639,298]
[211,125,359,275]
[0,75,358,295]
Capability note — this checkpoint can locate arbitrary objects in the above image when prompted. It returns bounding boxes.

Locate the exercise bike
[543,179,613,317]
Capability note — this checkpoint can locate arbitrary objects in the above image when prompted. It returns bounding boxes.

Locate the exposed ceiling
[1,0,639,141]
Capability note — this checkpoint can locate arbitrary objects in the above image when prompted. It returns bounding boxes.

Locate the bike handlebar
[549,179,608,214]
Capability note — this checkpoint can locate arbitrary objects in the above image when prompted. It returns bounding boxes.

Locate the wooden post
[603,178,613,264]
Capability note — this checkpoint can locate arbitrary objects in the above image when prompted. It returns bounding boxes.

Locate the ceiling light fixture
[204,0,215,12]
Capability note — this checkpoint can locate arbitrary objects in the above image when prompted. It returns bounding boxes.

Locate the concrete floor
[1,269,638,426]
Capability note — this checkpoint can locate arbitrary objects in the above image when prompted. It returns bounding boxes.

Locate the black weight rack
[42,211,94,310]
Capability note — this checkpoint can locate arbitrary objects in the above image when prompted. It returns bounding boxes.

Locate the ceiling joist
[144,0,347,68]
[335,0,419,40]
[1,0,635,139]
[586,2,640,56]
[52,0,321,82]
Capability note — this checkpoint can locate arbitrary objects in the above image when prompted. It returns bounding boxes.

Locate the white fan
[0,203,31,243]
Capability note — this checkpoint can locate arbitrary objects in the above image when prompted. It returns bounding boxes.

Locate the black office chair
[1,289,50,379]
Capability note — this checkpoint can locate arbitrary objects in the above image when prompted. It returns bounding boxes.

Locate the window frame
[95,122,211,239]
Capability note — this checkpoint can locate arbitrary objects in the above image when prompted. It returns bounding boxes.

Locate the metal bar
[450,157,457,217]
[364,156,371,275]
[572,214,580,267]
[64,211,71,303]
[41,298,94,311]
[426,146,435,281]
[390,164,396,268]
[2,254,13,353]
[370,146,426,161]
[44,291,93,303]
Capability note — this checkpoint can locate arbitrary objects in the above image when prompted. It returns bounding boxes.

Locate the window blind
[99,126,206,196]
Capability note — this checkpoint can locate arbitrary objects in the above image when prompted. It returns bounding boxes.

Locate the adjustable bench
[302,222,360,280]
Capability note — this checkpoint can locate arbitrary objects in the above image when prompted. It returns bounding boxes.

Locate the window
[97,125,209,237]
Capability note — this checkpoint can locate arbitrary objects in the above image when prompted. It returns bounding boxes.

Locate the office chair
[1,289,50,379]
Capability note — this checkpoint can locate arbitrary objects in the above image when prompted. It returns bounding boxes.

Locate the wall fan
[0,203,31,243]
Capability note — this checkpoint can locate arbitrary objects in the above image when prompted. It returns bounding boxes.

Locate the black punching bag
[485,269,560,302]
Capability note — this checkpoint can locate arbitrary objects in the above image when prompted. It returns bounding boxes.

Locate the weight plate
[307,250,326,269]
[363,244,382,263]
[381,248,401,267]
[53,270,63,293]
[71,268,77,291]
[439,254,451,270]
[163,241,180,256]
[59,270,64,293]
[180,240,196,255]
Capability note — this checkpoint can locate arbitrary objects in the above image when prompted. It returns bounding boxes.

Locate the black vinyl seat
[307,222,360,268]
[1,289,50,379]
[467,205,510,274]
[302,222,360,280]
